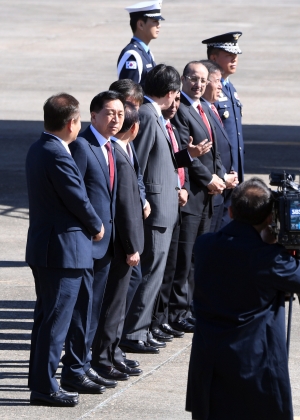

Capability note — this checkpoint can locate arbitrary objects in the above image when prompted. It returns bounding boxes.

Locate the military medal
[223,110,229,119]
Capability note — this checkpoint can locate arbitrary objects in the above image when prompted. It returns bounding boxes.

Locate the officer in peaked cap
[202,32,244,198]
[117,1,164,88]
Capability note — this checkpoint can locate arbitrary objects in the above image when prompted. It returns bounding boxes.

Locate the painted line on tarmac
[77,342,192,419]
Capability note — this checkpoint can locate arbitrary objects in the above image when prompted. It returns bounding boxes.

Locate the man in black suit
[61,91,124,392]
[200,60,239,232]
[169,61,226,332]
[91,103,145,380]
[26,94,103,406]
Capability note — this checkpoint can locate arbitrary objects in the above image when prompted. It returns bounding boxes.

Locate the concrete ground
[1,0,300,419]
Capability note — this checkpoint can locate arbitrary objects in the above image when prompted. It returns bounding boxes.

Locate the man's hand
[126,252,140,266]
[225,171,239,189]
[93,224,105,242]
[178,188,188,206]
[143,200,151,219]
[187,136,212,158]
[261,225,277,244]
[207,174,226,195]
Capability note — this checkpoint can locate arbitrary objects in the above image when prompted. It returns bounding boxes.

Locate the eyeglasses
[207,78,222,85]
[185,75,209,85]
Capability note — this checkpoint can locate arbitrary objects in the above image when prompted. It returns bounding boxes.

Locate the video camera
[270,172,300,249]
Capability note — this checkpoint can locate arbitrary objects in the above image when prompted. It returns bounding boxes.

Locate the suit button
[238,132,240,135]
[175,169,178,173]
[175,187,180,191]
[109,219,113,223]
[239,147,242,150]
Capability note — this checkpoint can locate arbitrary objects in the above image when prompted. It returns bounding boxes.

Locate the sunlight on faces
[181,64,209,101]
[210,50,238,78]
[69,114,81,142]
[139,18,161,42]
[204,70,222,103]
[91,100,124,139]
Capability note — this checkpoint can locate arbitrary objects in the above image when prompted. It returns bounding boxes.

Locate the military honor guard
[117,1,164,87]
[202,32,244,186]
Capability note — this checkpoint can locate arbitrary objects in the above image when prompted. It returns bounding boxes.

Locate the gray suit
[123,101,181,341]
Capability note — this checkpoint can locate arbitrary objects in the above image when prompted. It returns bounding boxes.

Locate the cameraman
[186,177,300,420]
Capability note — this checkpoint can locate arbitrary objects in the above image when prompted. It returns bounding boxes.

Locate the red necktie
[197,104,213,142]
[211,104,224,126]
[105,141,114,191]
[166,122,185,187]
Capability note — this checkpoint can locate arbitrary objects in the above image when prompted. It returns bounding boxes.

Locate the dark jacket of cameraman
[186,219,300,420]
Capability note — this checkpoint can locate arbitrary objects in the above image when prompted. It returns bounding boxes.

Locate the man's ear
[228,206,233,219]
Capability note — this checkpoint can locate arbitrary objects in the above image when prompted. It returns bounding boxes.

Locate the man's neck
[115,134,130,145]
[46,130,71,144]
[133,32,151,46]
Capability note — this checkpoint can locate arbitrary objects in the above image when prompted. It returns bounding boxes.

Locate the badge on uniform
[223,110,229,119]
[219,96,228,102]
[234,92,240,100]
[126,61,137,69]
[146,64,153,68]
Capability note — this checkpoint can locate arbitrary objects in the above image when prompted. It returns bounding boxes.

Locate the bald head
[181,61,208,101]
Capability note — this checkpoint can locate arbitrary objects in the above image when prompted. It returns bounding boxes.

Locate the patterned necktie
[105,141,114,191]
[211,104,224,127]
[126,143,134,165]
[165,122,185,187]
[197,104,213,142]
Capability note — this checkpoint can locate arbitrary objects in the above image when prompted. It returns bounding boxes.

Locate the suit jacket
[25,133,101,268]
[171,94,224,216]
[186,220,300,420]
[214,81,244,182]
[70,126,116,260]
[131,142,146,207]
[117,38,156,87]
[112,141,144,255]
[133,101,190,228]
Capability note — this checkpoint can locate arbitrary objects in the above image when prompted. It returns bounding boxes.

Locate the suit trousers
[209,202,224,233]
[123,224,175,341]
[152,220,180,328]
[28,266,85,393]
[168,208,211,323]
[91,235,133,368]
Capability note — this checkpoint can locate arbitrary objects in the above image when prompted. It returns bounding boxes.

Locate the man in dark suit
[187,178,300,420]
[117,1,164,87]
[120,64,211,353]
[91,103,144,380]
[200,60,239,231]
[61,91,124,392]
[26,93,103,406]
[169,61,226,332]
[202,32,244,184]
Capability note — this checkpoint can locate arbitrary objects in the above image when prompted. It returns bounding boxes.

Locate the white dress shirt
[44,132,71,155]
[90,124,110,165]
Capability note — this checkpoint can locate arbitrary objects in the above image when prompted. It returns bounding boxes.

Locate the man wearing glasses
[169,61,225,333]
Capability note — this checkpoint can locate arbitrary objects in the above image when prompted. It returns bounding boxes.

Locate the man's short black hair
[43,93,79,132]
[207,47,222,59]
[231,178,274,225]
[200,59,224,77]
[130,13,148,33]
[144,64,180,98]
[109,79,143,106]
[119,101,139,133]
[90,90,125,113]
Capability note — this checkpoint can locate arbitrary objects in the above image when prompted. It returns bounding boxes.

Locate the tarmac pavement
[1,0,300,419]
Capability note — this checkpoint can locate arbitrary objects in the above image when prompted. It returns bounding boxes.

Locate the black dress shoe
[93,366,130,381]
[185,317,196,325]
[30,389,78,407]
[61,374,106,394]
[120,339,160,354]
[169,319,194,333]
[124,358,140,368]
[86,367,117,388]
[161,323,185,338]
[114,362,143,376]
[148,337,166,348]
[151,327,173,342]
[59,386,79,397]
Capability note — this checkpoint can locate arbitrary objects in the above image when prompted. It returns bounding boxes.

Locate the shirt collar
[43,131,71,154]
[201,97,212,107]
[181,91,200,110]
[132,36,150,53]
[144,95,162,117]
[90,124,110,147]
[222,77,229,87]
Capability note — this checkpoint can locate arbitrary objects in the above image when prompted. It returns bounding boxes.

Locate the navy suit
[187,220,300,420]
[201,99,234,230]
[62,126,116,379]
[26,133,101,393]
[117,38,156,88]
[215,80,244,182]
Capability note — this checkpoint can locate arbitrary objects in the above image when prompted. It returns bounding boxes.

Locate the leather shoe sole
[30,390,78,407]
[85,367,117,388]
[61,374,106,394]
[120,340,160,354]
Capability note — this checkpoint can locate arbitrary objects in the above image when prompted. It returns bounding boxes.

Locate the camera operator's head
[230,177,273,227]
